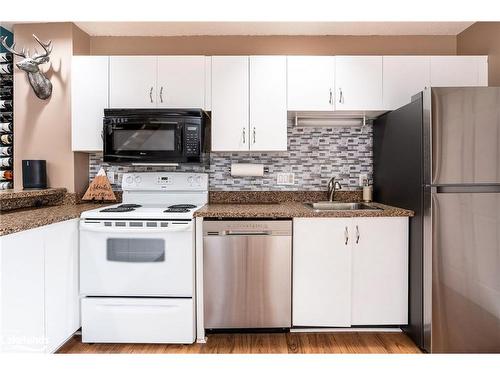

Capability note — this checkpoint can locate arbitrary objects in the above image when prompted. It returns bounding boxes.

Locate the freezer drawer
[81,297,195,344]
[203,220,292,329]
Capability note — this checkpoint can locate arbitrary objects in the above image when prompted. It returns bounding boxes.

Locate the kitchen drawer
[81,297,195,344]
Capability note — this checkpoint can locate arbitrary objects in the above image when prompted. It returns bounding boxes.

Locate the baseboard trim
[290,327,402,333]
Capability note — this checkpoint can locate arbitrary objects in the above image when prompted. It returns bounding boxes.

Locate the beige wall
[90,35,457,55]
[457,22,500,86]
[13,23,90,194]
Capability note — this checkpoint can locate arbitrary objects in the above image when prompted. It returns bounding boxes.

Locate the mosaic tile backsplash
[88,123,373,191]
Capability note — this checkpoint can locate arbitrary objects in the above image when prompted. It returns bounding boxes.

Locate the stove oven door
[79,219,194,297]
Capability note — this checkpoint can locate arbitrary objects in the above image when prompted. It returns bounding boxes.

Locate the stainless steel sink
[304,201,381,211]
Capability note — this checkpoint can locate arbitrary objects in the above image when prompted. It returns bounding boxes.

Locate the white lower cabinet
[44,220,80,353]
[0,219,80,353]
[0,228,45,353]
[293,217,408,327]
[351,217,409,325]
[293,218,352,327]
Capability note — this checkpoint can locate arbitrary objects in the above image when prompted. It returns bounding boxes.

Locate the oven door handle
[80,224,192,234]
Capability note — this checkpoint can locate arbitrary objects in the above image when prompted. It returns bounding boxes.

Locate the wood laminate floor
[58,332,421,354]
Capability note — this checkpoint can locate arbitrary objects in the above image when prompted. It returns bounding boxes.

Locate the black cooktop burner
[164,207,190,213]
[118,204,142,208]
[100,206,136,213]
[168,204,197,209]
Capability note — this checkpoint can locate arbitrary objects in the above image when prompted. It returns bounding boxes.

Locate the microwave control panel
[184,125,201,157]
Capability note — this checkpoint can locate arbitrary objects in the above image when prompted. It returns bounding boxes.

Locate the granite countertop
[0,202,110,236]
[0,188,70,212]
[193,201,414,219]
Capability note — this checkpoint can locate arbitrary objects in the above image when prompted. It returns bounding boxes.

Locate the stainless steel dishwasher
[203,220,292,329]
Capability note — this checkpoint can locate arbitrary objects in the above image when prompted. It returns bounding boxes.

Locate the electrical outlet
[277,172,295,185]
[359,173,368,186]
[106,171,115,184]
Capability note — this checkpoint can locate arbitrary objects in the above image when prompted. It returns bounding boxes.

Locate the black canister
[22,160,47,189]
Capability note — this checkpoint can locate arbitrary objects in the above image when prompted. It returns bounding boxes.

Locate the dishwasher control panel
[203,220,292,236]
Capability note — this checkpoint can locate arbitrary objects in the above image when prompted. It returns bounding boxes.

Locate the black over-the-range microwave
[103,109,210,164]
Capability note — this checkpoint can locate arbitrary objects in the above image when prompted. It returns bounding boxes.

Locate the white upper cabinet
[249,56,287,151]
[71,56,109,152]
[110,56,158,108]
[211,56,250,151]
[287,56,335,111]
[430,56,488,87]
[335,56,383,110]
[211,56,288,152]
[383,56,430,110]
[157,56,206,108]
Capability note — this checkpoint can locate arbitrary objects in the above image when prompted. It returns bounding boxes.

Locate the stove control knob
[135,176,142,184]
[125,176,133,184]
[195,176,201,185]
[188,176,194,184]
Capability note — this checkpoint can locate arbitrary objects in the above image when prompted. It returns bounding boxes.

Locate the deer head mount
[0,34,53,100]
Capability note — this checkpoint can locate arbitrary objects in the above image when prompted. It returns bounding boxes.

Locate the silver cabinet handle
[329,89,333,104]
[344,226,349,245]
[356,225,360,244]
[149,87,154,103]
[252,126,256,144]
[159,86,164,103]
[242,127,246,143]
[339,88,344,104]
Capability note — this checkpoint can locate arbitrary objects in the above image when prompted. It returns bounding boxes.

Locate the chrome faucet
[327,177,342,202]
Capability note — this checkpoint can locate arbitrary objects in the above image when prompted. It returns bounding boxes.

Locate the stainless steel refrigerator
[374,87,500,353]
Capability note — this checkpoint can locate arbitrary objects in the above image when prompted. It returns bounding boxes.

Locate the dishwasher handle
[223,230,272,236]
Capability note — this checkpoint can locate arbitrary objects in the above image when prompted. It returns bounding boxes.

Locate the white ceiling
[74,22,475,37]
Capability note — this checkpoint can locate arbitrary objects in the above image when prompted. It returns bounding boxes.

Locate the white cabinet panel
[287,56,335,111]
[477,56,488,86]
[335,56,383,110]
[157,56,206,108]
[0,228,45,353]
[249,56,287,151]
[430,56,488,87]
[383,56,430,110]
[71,56,109,152]
[211,56,249,151]
[44,219,80,353]
[110,56,157,108]
[0,219,80,353]
[293,218,352,327]
[351,217,409,325]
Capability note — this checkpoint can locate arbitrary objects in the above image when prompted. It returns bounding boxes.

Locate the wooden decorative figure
[82,167,116,202]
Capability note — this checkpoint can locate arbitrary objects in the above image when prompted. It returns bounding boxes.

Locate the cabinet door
[287,56,335,111]
[335,56,383,110]
[249,56,287,151]
[157,56,206,108]
[71,56,109,152]
[211,56,249,151]
[0,228,45,353]
[109,56,157,108]
[383,56,430,110]
[430,56,488,87]
[293,218,352,327]
[351,217,409,325]
[44,219,80,353]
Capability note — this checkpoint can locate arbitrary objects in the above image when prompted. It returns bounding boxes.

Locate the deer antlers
[0,36,28,58]
[0,34,52,62]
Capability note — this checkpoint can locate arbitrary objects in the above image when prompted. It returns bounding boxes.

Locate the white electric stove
[79,172,208,344]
